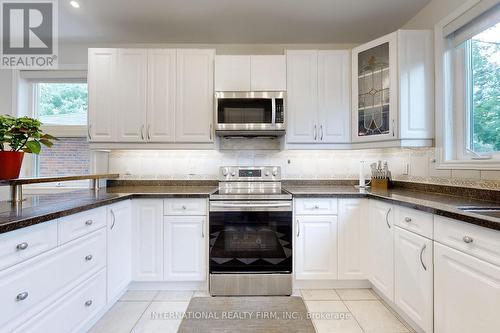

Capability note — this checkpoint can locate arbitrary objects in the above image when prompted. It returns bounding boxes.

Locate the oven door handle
[210,202,292,212]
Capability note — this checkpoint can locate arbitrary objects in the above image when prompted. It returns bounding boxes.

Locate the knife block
[371,178,389,190]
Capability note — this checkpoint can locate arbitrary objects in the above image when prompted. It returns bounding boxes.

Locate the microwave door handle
[271,98,276,125]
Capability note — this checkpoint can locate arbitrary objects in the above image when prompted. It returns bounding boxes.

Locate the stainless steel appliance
[209,166,292,296]
[214,92,286,136]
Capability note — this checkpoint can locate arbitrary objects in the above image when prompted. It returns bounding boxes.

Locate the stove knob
[265,171,270,177]
[272,168,278,176]
[221,168,229,176]
[231,171,236,177]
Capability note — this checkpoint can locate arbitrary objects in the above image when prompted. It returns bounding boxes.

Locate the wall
[402,0,469,29]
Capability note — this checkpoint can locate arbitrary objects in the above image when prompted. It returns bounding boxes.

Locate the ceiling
[59,0,431,44]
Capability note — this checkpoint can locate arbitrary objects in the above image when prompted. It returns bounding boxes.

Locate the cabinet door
[115,49,148,142]
[164,216,206,281]
[352,32,398,142]
[176,49,215,142]
[147,49,176,142]
[250,55,286,91]
[338,199,368,279]
[215,55,251,91]
[368,199,394,301]
[88,48,116,142]
[434,242,500,333]
[318,50,350,143]
[132,200,164,281]
[295,215,337,280]
[286,50,318,143]
[394,227,433,333]
[107,201,132,301]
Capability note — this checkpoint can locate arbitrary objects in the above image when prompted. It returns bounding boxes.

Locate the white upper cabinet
[88,48,117,142]
[286,50,350,144]
[250,55,286,91]
[176,49,215,143]
[215,55,251,91]
[116,49,148,142]
[147,49,176,142]
[352,30,433,144]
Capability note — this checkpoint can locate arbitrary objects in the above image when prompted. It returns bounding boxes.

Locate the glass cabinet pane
[357,42,390,137]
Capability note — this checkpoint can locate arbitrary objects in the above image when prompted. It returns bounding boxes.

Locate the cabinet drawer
[435,216,500,267]
[0,229,106,331]
[58,207,106,244]
[0,221,58,271]
[295,198,337,215]
[164,198,207,215]
[394,206,433,239]
[12,269,106,333]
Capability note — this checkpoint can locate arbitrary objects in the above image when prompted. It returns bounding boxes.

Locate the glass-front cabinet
[352,32,398,142]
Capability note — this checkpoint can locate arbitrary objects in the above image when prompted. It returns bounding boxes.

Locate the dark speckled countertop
[1,183,499,234]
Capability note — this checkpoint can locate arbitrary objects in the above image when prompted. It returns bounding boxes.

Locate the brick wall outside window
[38,137,90,177]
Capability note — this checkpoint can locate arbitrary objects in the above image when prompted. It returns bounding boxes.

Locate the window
[36,83,88,126]
[436,2,500,169]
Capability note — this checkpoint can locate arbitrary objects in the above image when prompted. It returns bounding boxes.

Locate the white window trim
[435,0,500,170]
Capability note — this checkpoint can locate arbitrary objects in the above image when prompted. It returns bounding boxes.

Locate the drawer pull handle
[385,208,392,229]
[16,242,29,251]
[314,204,319,209]
[16,292,28,301]
[297,219,300,237]
[463,236,473,244]
[419,244,427,271]
[110,209,116,230]
[85,300,93,307]
[85,254,93,261]
[182,205,187,210]
[404,217,412,223]
[85,220,93,226]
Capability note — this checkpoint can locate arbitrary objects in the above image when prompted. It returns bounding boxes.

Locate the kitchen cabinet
[394,227,433,333]
[338,199,368,280]
[295,215,338,280]
[88,48,116,142]
[286,50,350,144]
[368,199,394,301]
[215,55,251,91]
[434,242,500,333]
[106,201,132,301]
[175,49,215,143]
[352,30,433,144]
[132,200,164,281]
[164,215,206,281]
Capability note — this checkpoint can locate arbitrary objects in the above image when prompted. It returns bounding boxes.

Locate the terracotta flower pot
[0,151,24,180]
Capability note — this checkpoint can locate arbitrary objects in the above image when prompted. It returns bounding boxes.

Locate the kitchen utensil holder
[371,178,390,190]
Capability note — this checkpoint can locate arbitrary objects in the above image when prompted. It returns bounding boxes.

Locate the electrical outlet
[403,163,409,175]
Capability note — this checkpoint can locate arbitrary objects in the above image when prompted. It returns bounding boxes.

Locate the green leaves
[0,114,57,154]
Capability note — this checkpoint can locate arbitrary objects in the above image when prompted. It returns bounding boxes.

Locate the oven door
[209,201,292,274]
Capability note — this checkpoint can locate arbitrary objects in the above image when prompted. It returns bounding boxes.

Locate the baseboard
[293,279,371,289]
[128,280,208,291]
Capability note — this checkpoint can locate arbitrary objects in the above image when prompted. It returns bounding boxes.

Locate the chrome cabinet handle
[314,204,319,209]
[16,242,29,250]
[385,208,392,229]
[404,217,412,223]
[88,124,92,141]
[297,219,300,237]
[463,236,473,244]
[85,254,93,261]
[85,300,93,307]
[147,124,151,141]
[182,205,187,210]
[210,124,213,141]
[85,219,93,226]
[420,244,427,271]
[110,209,116,230]
[313,125,317,141]
[140,125,145,140]
[392,119,395,137]
[16,292,28,301]
[202,221,205,238]
[320,125,323,141]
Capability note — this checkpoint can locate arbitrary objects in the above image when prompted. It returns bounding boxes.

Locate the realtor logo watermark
[1,0,58,69]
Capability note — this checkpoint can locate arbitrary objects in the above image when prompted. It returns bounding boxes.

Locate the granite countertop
[286,185,500,231]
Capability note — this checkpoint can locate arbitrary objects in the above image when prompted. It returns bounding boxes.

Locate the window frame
[435,0,500,170]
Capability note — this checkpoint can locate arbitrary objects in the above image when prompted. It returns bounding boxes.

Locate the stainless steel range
[209,166,292,296]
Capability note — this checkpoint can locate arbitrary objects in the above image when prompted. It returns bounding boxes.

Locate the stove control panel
[220,166,281,181]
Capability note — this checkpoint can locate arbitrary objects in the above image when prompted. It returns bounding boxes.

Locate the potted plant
[0,115,57,180]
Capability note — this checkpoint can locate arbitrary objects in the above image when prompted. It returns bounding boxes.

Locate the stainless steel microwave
[214,91,286,136]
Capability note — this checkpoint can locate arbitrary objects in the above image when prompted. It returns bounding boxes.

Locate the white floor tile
[336,289,378,301]
[193,290,211,298]
[131,301,190,333]
[345,300,410,333]
[305,301,363,333]
[153,290,194,301]
[89,301,150,333]
[301,289,340,301]
[120,290,159,302]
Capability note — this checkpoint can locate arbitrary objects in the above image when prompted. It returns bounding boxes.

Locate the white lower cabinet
[132,200,164,281]
[106,201,132,301]
[338,199,368,279]
[434,242,500,333]
[394,227,433,333]
[164,215,206,281]
[13,269,107,333]
[295,215,338,280]
[368,199,394,301]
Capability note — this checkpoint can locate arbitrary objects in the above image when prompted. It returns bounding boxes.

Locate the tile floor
[89,289,415,333]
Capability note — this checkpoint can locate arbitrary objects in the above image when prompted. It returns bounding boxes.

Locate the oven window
[217,99,272,124]
[209,211,292,273]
